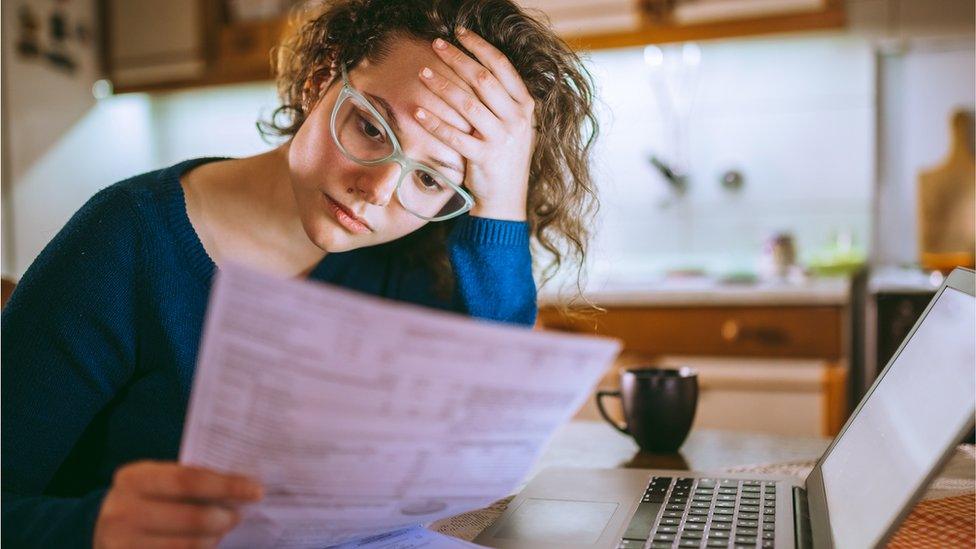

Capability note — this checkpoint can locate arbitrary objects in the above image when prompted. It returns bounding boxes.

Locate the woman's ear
[301,68,333,109]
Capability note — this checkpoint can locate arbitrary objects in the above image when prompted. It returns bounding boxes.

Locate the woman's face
[288,36,475,253]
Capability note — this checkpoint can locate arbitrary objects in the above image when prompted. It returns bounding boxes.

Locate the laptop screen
[819,286,976,548]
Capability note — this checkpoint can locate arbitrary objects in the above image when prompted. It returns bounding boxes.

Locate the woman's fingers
[114,461,263,502]
[414,107,482,160]
[134,498,240,536]
[431,36,519,121]
[419,65,501,139]
[139,536,222,549]
[453,27,534,108]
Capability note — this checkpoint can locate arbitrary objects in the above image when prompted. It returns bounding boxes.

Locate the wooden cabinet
[104,0,289,93]
[543,305,843,359]
[103,0,846,93]
[103,0,209,91]
[541,302,850,437]
[561,0,845,50]
[211,18,286,82]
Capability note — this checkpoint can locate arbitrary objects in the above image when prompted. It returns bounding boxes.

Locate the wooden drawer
[540,305,844,360]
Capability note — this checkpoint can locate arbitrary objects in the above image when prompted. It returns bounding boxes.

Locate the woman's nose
[354,162,401,207]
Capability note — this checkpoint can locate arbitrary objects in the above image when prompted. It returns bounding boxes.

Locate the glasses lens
[398,166,469,219]
[334,95,395,162]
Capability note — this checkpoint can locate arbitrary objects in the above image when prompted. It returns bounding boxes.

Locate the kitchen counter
[869,265,945,294]
[539,274,851,307]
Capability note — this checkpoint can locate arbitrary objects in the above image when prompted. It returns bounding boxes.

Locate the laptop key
[661,518,681,526]
[763,541,775,548]
[763,532,775,540]
[664,511,683,518]
[708,530,730,539]
[690,509,710,516]
[685,523,705,532]
[710,522,732,531]
[649,543,672,549]
[737,528,758,536]
[657,525,679,534]
[737,519,758,528]
[712,514,733,522]
[654,534,675,542]
[735,536,758,543]
[763,523,775,531]
[620,500,663,542]
[682,531,704,539]
[707,540,728,548]
[687,516,707,524]
[679,540,701,547]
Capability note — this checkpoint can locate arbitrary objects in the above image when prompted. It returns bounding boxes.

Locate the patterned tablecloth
[430,445,976,547]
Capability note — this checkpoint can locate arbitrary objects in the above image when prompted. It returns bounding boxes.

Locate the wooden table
[434,421,975,543]
[531,420,831,476]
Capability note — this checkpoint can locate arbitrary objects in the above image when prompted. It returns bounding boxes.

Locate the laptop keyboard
[617,476,777,549]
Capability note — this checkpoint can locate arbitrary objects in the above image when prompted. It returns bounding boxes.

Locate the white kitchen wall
[584,34,875,279]
[0,32,906,282]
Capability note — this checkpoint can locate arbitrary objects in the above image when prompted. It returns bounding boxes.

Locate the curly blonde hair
[261,0,600,306]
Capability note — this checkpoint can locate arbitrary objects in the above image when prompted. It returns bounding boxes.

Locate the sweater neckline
[158,157,333,284]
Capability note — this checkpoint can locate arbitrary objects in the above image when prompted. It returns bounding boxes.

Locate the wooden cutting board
[917,109,976,271]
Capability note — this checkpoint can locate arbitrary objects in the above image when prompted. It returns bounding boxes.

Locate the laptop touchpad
[494,498,619,544]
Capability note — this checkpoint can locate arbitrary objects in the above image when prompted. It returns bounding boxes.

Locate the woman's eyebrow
[363,91,465,175]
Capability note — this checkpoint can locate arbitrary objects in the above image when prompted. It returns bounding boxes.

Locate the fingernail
[415,108,427,120]
[456,26,467,36]
[433,38,448,50]
[421,67,434,79]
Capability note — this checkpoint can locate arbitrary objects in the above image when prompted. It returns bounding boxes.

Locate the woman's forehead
[352,39,475,134]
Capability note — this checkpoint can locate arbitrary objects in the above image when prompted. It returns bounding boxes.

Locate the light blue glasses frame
[329,64,474,222]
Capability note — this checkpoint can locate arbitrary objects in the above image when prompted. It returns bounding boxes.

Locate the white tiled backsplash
[7,34,876,278]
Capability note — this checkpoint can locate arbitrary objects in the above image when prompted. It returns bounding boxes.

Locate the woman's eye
[416,172,444,192]
[356,114,386,142]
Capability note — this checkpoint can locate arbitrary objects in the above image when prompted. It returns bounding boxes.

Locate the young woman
[1,0,599,546]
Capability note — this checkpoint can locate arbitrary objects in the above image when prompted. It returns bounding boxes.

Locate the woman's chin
[305,218,370,253]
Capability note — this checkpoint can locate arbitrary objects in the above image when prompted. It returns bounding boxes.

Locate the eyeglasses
[329,64,474,222]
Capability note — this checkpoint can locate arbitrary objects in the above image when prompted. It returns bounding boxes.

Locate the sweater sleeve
[2,186,141,548]
[445,215,537,326]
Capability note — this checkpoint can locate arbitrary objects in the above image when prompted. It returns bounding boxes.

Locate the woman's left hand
[415,27,536,221]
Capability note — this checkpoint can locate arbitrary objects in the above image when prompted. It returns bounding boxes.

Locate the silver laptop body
[476,268,975,549]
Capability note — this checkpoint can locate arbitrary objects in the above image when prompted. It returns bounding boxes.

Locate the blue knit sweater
[1,157,537,548]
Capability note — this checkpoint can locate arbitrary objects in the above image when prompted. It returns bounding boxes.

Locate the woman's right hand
[93,460,264,549]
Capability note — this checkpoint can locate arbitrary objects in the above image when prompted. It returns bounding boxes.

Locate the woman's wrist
[469,196,527,221]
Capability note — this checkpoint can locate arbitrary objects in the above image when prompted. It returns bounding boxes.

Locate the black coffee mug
[595,367,698,453]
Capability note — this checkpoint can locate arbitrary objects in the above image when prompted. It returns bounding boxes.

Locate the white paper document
[328,526,484,548]
[180,264,621,548]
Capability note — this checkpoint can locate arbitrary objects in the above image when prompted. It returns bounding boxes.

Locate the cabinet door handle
[721,319,741,342]
[721,320,788,346]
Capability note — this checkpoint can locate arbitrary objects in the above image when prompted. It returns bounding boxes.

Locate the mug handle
[595,390,629,434]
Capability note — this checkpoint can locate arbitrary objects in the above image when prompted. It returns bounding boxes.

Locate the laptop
[476,267,975,549]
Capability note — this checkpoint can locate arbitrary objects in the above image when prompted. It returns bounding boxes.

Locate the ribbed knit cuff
[450,215,530,246]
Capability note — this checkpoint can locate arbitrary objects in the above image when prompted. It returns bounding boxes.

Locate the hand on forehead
[355,37,475,134]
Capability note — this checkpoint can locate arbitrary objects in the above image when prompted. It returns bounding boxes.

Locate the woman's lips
[322,193,372,234]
